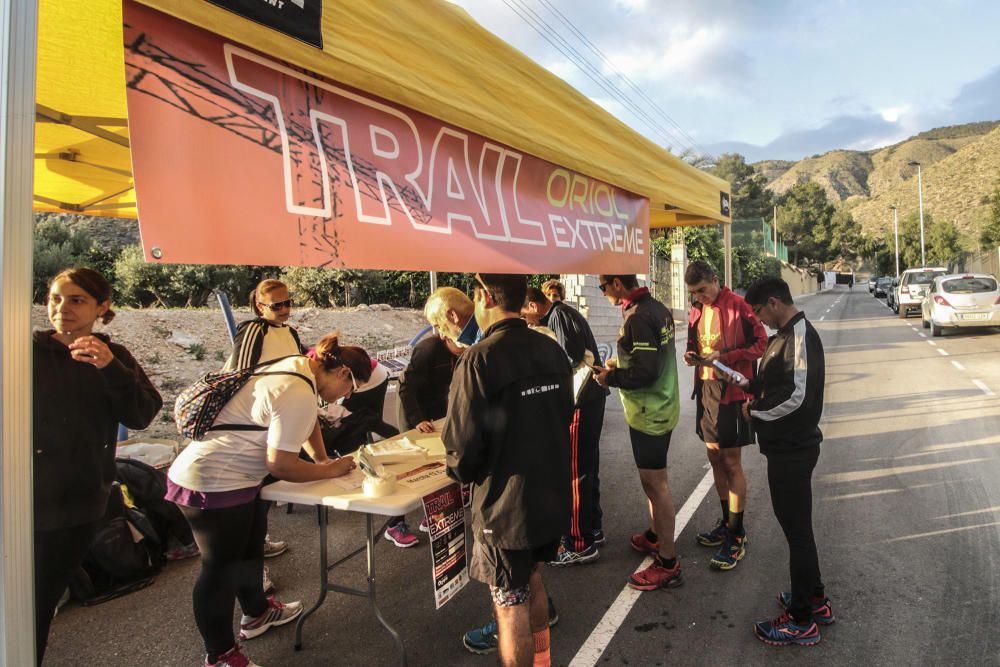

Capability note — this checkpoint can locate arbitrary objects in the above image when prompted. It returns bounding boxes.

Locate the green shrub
[32,218,115,302]
[115,245,259,307]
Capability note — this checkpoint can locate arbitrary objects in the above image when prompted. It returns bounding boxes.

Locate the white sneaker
[205,642,261,666]
[262,566,275,596]
[262,535,288,558]
[239,596,303,640]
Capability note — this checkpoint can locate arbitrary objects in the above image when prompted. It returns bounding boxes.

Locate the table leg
[294,505,330,651]
[367,513,407,666]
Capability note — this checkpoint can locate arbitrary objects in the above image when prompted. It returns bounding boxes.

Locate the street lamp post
[889,204,900,278]
[908,160,926,266]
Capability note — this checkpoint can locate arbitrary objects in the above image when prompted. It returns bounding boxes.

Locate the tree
[926,218,964,269]
[824,208,862,261]
[709,153,773,220]
[32,217,116,302]
[980,173,1000,248]
[651,226,725,275]
[777,182,834,265]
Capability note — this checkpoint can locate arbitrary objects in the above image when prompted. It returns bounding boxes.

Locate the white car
[896,267,948,318]
[921,273,1000,337]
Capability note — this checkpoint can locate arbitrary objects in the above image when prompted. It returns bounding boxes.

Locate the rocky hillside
[756,120,1000,238]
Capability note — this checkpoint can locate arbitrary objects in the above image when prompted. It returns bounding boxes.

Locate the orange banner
[124,2,648,273]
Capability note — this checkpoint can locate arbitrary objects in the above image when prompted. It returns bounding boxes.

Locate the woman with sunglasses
[167,333,372,667]
[225,279,305,371]
[34,267,163,664]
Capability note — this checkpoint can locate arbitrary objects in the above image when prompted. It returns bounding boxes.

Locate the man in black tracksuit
[444,274,573,666]
[737,278,834,647]
[522,287,608,564]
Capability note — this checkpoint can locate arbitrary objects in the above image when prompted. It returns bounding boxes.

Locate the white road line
[569,471,716,667]
[918,333,926,338]
[972,380,995,396]
[819,316,826,321]
[927,340,936,346]
[937,348,949,356]
[952,360,966,371]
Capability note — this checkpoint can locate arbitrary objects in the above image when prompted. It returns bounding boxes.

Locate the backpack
[173,355,314,440]
[69,483,160,605]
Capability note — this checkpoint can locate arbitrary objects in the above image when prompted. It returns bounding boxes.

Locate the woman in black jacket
[34,267,162,664]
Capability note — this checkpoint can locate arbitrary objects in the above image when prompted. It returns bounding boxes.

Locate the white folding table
[261,423,452,666]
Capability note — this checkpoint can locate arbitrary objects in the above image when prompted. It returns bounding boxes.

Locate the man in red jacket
[683,261,767,571]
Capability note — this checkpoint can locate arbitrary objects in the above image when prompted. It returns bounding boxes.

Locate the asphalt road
[44,287,1000,666]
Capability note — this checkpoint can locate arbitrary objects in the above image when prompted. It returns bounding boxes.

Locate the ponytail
[314,332,373,384]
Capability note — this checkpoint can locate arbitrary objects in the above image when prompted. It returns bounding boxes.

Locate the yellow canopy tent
[35,0,729,228]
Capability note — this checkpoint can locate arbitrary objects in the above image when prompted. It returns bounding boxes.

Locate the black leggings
[34,521,100,665]
[765,448,825,622]
[179,498,270,660]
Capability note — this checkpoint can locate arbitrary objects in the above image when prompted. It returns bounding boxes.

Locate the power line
[535,0,704,153]
[499,0,698,154]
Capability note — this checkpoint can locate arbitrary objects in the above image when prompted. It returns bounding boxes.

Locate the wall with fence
[964,246,1000,278]
[781,262,820,298]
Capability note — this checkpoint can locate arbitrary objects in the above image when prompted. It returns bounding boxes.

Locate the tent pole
[0,0,40,663]
[723,222,733,288]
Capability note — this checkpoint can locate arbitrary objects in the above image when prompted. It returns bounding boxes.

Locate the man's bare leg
[495,599,533,666]
[638,468,676,559]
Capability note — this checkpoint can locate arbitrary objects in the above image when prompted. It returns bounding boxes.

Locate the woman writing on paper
[167,333,371,667]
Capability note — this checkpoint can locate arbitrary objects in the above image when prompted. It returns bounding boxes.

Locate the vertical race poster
[421,483,468,609]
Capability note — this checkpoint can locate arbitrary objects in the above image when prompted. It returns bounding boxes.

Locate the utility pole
[908,161,926,266]
[889,204,900,278]
[773,205,778,257]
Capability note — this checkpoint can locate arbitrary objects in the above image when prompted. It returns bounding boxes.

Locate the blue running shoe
[777,592,835,625]
[696,518,728,547]
[462,618,498,655]
[753,612,821,646]
[709,532,747,570]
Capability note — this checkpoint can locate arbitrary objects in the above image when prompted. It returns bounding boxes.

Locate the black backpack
[69,483,160,605]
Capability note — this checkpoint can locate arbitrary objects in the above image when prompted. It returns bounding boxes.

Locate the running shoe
[239,596,303,640]
[696,518,728,547]
[547,597,559,627]
[205,643,260,667]
[165,542,201,561]
[462,618,498,655]
[753,611,821,646]
[710,532,747,570]
[384,522,419,548]
[262,535,288,558]
[549,543,599,566]
[628,557,682,591]
[262,566,275,596]
[777,592,836,625]
[593,529,606,545]
[419,517,430,533]
[630,531,659,555]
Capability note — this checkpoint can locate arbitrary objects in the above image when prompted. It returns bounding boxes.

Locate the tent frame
[1,0,40,663]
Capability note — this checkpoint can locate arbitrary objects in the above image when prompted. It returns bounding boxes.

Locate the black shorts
[696,380,754,448]
[629,426,672,470]
[469,537,560,595]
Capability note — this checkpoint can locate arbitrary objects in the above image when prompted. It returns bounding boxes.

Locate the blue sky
[448,0,1000,162]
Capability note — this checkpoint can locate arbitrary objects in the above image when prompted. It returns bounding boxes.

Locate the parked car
[874,277,892,298]
[921,274,1000,337]
[896,267,949,318]
[887,278,899,311]
[868,276,878,293]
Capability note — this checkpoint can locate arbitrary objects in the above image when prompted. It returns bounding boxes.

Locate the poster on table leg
[421,483,469,609]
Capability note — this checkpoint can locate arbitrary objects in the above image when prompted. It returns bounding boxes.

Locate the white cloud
[879,105,910,123]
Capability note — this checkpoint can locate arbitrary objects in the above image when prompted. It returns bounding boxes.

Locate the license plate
[958,312,989,321]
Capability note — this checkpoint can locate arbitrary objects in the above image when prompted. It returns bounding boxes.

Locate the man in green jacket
[593,274,682,590]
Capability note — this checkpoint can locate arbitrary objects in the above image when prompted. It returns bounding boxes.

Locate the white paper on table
[396,462,448,489]
[366,437,428,464]
[329,468,366,491]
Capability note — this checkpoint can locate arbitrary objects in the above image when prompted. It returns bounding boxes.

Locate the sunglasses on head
[472,273,492,300]
[346,367,359,393]
[261,298,293,312]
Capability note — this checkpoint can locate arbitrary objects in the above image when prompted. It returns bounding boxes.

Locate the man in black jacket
[523,287,607,564]
[737,278,833,647]
[444,273,573,667]
[396,334,461,432]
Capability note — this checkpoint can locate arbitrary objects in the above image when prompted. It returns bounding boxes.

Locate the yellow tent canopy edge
[35,0,730,224]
